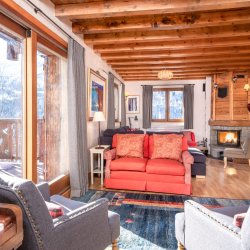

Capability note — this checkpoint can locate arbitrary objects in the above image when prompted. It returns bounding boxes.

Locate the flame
[224,133,236,143]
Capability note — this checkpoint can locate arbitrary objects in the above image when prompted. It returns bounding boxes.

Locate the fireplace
[217,130,241,147]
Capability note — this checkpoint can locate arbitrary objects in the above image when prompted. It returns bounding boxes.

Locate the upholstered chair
[224,137,250,168]
[175,200,250,250]
[0,173,120,250]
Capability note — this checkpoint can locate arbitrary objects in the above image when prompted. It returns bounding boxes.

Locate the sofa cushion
[110,157,148,172]
[111,171,147,180]
[113,134,149,158]
[151,134,183,160]
[116,134,145,158]
[149,135,187,159]
[146,159,185,175]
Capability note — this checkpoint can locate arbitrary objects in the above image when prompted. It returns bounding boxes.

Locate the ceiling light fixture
[157,69,173,80]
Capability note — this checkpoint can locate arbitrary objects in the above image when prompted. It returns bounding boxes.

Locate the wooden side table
[0,203,23,250]
[90,145,110,186]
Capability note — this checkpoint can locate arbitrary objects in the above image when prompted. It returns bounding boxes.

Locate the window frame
[152,88,184,123]
[0,10,70,195]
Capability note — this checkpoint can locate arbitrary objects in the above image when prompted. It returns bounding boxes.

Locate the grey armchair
[175,200,250,250]
[224,137,250,168]
[0,173,120,250]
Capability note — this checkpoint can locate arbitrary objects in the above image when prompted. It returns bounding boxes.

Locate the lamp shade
[243,83,250,91]
[93,111,105,122]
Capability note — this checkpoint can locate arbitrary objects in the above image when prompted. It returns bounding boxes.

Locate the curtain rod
[24,0,73,40]
[23,0,125,84]
[141,84,195,87]
[98,69,124,85]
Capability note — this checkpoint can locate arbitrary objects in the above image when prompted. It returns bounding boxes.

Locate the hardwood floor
[90,157,250,200]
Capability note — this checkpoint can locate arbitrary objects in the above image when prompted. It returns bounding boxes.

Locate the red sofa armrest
[182,150,194,185]
[188,141,197,147]
[104,149,117,179]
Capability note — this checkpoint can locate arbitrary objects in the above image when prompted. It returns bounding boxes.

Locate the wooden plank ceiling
[50,0,250,81]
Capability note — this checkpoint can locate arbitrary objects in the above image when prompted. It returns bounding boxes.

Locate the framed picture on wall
[88,68,107,120]
[126,95,139,114]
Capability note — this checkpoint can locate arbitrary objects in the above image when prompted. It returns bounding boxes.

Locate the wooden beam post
[229,71,234,120]
[24,30,37,183]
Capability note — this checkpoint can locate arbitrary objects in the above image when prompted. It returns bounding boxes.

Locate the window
[152,89,184,122]
[0,30,24,177]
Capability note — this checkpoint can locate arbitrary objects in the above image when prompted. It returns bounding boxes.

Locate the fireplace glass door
[217,130,241,147]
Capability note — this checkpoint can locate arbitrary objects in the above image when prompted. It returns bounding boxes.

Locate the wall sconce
[125,92,129,100]
[128,116,139,128]
[244,83,250,91]
[213,83,218,89]
[232,76,238,83]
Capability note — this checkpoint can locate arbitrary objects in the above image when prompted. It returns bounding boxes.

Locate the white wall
[13,0,124,149]
[125,79,212,143]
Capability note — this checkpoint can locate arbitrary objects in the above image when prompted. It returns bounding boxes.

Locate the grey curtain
[184,85,194,129]
[67,38,88,197]
[107,72,115,129]
[142,85,153,129]
[121,83,126,127]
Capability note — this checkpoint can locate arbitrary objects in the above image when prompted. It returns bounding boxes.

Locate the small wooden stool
[0,203,23,250]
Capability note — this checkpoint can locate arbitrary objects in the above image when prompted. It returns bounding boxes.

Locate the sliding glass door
[37,46,68,183]
[0,30,24,177]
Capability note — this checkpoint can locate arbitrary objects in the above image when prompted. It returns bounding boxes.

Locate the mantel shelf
[209,120,250,127]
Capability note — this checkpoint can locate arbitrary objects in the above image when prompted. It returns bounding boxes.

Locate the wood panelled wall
[210,71,250,126]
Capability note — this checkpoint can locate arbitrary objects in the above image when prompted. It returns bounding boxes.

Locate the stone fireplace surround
[210,126,250,158]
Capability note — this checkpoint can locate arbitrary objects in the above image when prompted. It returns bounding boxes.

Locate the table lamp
[93,111,106,149]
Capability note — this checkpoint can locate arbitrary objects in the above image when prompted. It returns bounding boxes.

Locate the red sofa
[104,134,194,195]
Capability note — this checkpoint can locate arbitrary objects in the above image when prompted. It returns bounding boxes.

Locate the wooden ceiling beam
[84,24,250,45]
[55,0,250,19]
[124,76,207,81]
[120,72,222,76]
[112,62,250,70]
[72,9,250,34]
[116,68,250,75]
[101,46,250,59]
[94,36,250,52]
[107,54,250,65]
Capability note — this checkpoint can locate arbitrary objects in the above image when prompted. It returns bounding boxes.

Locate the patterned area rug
[74,190,250,250]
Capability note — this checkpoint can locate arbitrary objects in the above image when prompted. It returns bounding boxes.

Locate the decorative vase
[248,103,250,112]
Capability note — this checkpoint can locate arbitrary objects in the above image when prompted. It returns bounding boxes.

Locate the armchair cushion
[224,148,246,158]
[50,195,87,213]
[110,157,147,172]
[146,159,185,175]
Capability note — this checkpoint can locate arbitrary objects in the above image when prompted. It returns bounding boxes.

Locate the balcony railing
[0,118,45,161]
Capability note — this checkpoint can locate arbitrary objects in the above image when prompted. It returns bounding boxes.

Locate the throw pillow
[116,134,145,158]
[45,201,64,218]
[151,134,183,160]
[233,213,246,228]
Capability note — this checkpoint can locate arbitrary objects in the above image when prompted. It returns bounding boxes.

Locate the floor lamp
[93,111,106,149]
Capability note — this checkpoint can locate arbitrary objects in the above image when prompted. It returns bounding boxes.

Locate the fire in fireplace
[217,130,241,147]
